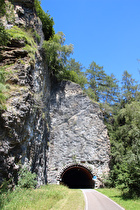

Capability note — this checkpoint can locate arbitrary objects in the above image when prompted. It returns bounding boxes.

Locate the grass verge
[0,184,85,210]
[96,188,140,210]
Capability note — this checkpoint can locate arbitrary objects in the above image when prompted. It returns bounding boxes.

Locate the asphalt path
[81,189,125,210]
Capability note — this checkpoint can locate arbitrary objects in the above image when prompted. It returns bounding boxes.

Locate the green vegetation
[43,32,73,79]
[0,0,7,50]
[86,61,119,104]
[104,72,140,197]
[0,0,6,17]
[17,166,37,189]
[85,62,140,197]
[43,32,87,86]
[106,99,140,197]
[0,67,9,111]
[0,185,84,210]
[0,1,13,47]
[34,1,87,86]
[0,22,9,47]
[65,58,87,88]
[35,0,55,40]
[0,24,38,111]
[7,26,37,62]
[0,0,15,22]
[5,0,15,24]
[33,30,41,44]
[0,167,84,209]
[97,188,140,210]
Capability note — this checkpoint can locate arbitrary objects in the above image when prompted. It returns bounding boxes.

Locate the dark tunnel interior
[60,166,95,189]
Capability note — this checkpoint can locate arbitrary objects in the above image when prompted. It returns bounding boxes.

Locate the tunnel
[60,165,95,189]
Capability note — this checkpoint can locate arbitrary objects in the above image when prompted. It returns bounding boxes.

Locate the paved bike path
[82,189,125,210]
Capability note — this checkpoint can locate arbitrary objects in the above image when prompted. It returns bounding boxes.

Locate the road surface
[82,189,124,210]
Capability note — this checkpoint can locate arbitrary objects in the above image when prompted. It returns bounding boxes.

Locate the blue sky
[41,0,140,83]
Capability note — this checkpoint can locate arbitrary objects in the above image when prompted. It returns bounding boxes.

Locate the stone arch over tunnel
[59,164,95,189]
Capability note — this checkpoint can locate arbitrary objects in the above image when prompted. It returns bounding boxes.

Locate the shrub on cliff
[0,0,6,17]
[43,32,87,87]
[43,32,73,80]
[0,22,9,46]
[7,26,37,62]
[35,0,55,40]
[0,67,8,111]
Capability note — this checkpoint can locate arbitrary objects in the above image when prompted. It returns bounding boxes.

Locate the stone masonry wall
[47,81,110,187]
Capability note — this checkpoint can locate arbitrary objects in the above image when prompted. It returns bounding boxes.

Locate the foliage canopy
[34,0,55,40]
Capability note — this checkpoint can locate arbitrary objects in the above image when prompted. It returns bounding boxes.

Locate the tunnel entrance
[60,165,95,189]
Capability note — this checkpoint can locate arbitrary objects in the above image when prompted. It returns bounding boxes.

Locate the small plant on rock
[17,166,37,189]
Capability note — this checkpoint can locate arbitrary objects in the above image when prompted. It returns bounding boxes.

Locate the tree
[66,58,84,74]
[86,62,119,109]
[121,70,139,105]
[107,101,140,196]
[65,58,87,88]
[42,32,73,81]
[100,74,119,104]
[86,61,106,101]
[99,74,120,122]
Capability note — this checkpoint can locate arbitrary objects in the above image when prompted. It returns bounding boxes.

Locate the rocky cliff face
[0,0,50,186]
[48,81,110,187]
[0,0,110,188]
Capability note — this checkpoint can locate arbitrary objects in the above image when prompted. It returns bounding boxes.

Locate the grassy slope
[0,185,85,210]
[1,185,140,209]
[97,188,140,210]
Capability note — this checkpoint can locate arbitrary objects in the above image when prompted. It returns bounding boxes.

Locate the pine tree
[86,61,106,101]
[121,70,139,105]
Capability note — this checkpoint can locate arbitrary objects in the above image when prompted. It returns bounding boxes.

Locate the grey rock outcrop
[48,81,110,187]
[0,0,50,186]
